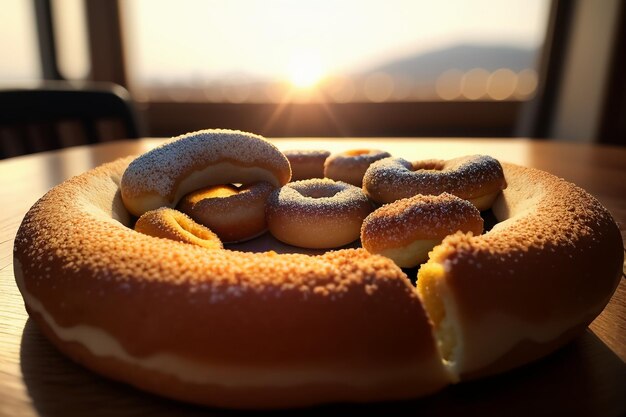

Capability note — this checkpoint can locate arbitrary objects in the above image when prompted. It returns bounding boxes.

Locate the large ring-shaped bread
[14,158,449,409]
[13,155,623,408]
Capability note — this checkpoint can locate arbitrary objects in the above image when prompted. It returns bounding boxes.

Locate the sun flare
[287,52,325,89]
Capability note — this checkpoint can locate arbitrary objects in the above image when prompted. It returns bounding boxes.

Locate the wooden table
[1,138,625,417]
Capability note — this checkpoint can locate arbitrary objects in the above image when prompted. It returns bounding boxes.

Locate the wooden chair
[0,81,141,159]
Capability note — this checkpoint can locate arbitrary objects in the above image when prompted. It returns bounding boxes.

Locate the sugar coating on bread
[361,193,483,250]
[13,136,624,409]
[15,157,450,408]
[273,178,371,215]
[267,179,373,249]
[120,129,291,216]
[363,155,506,207]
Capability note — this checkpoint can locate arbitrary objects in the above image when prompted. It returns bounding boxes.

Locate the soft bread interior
[415,178,546,380]
[377,239,441,268]
[416,255,462,382]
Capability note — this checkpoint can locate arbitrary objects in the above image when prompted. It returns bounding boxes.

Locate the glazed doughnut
[13,132,623,409]
[177,182,273,243]
[120,129,291,217]
[283,149,330,181]
[135,207,223,249]
[324,149,391,186]
[266,178,373,249]
[361,193,483,268]
[363,155,507,210]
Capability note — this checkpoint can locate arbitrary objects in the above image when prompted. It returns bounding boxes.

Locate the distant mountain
[363,44,538,79]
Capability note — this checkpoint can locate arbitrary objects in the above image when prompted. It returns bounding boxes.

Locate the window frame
[36,0,558,138]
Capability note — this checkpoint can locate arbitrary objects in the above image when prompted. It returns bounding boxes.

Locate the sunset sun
[287,52,326,88]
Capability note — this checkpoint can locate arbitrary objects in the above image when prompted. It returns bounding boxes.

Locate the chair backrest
[0,81,141,159]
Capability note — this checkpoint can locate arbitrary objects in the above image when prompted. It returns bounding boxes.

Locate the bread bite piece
[417,257,461,377]
[416,163,623,381]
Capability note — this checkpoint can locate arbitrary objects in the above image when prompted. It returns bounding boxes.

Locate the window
[0,0,41,81]
[121,0,548,104]
[3,0,554,138]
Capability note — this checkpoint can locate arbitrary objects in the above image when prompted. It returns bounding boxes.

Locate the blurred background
[0,0,624,157]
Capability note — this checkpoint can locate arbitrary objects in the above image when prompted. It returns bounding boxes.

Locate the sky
[0,0,550,84]
[122,0,550,83]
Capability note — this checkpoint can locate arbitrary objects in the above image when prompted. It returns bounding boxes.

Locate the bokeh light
[487,68,518,100]
[363,73,395,102]
[436,69,464,100]
[461,68,490,100]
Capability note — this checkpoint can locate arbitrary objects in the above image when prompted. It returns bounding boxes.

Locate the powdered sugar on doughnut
[267,178,373,248]
[361,193,483,248]
[271,179,371,217]
[363,155,506,205]
[120,129,291,216]
[123,130,288,196]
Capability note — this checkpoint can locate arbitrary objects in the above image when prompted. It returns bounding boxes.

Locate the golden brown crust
[135,207,223,249]
[177,182,274,243]
[361,193,483,268]
[14,158,448,408]
[363,155,507,209]
[361,193,483,251]
[28,306,447,409]
[324,149,391,186]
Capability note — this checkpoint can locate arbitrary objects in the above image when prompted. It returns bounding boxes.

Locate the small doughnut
[363,155,507,210]
[324,149,391,186]
[283,149,330,181]
[135,207,223,249]
[361,193,483,268]
[121,129,291,217]
[266,178,373,248]
[177,182,274,243]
